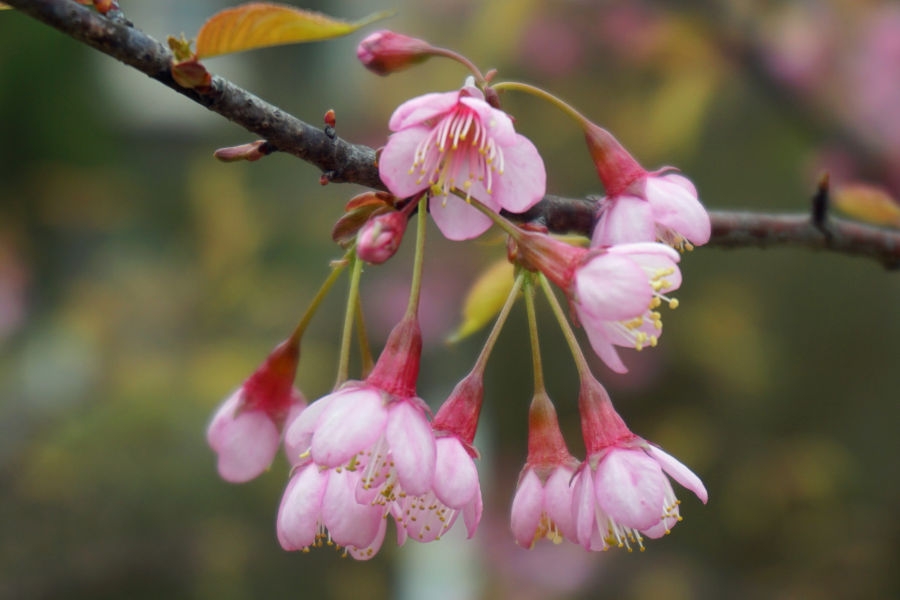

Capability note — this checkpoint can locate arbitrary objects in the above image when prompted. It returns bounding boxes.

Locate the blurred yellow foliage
[195,3,394,59]
[832,183,900,229]
[447,259,515,344]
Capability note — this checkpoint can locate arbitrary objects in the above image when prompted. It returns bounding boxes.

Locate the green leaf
[447,259,516,344]
[195,2,395,59]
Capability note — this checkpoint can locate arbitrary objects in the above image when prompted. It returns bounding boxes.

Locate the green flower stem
[472,272,525,376]
[430,48,486,87]
[491,81,591,129]
[288,250,352,346]
[355,295,374,379]
[452,190,522,239]
[524,274,546,395]
[406,200,428,318]
[537,272,591,379]
[334,252,364,390]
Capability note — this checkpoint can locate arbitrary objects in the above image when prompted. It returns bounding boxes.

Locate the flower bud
[214,140,273,163]
[357,30,436,76]
[356,209,408,264]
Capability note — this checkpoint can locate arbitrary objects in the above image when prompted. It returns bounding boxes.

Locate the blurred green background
[2,0,899,599]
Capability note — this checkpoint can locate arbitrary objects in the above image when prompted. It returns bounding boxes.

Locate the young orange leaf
[195,2,395,59]
[447,260,516,344]
[833,183,900,229]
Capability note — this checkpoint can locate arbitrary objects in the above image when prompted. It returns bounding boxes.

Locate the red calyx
[527,391,574,469]
[584,124,647,197]
[432,371,484,446]
[578,375,633,456]
[241,338,300,420]
[366,314,422,398]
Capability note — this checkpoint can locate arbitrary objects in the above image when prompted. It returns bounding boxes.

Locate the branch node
[812,171,832,239]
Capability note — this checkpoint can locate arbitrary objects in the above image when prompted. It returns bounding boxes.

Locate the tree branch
[6,0,900,270]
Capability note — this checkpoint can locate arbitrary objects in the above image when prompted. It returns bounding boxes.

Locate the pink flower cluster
[204,30,713,561]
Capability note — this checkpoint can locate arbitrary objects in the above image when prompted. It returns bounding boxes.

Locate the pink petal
[311,387,387,468]
[647,446,708,504]
[378,126,432,199]
[428,188,496,241]
[581,320,628,374]
[662,173,697,196]
[208,400,280,483]
[385,401,436,497]
[641,479,680,539]
[574,253,653,322]
[607,243,682,293]
[571,468,596,551]
[459,97,516,145]
[392,503,408,547]
[463,483,483,539]
[282,389,308,466]
[490,134,547,213]
[544,466,578,543]
[277,465,328,550]
[432,436,479,509]
[321,469,383,549]
[389,91,460,131]
[593,448,666,531]
[401,494,457,543]
[284,391,337,456]
[207,390,241,452]
[591,195,656,246]
[510,469,544,548]
[645,176,711,245]
[348,516,387,561]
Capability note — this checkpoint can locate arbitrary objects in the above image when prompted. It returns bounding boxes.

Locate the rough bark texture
[6,0,900,270]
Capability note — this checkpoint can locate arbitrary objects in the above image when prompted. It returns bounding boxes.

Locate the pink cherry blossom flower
[389,371,487,543]
[514,232,682,373]
[285,314,437,506]
[379,83,546,241]
[510,391,580,548]
[583,124,710,250]
[277,462,389,560]
[207,339,306,483]
[392,434,483,543]
[571,375,707,551]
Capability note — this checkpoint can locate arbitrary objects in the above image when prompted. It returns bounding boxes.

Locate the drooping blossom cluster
[204,29,711,562]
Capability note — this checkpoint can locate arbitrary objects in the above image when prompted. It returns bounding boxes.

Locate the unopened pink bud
[357,30,435,76]
[356,210,408,264]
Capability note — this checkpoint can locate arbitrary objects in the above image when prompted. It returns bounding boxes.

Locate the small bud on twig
[812,171,830,234]
[214,140,274,163]
[320,171,336,186]
[324,109,336,128]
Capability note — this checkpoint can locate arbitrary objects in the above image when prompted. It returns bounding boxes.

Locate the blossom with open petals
[285,314,437,509]
[510,391,580,548]
[379,82,546,240]
[277,462,389,560]
[514,233,682,373]
[583,124,710,250]
[571,375,707,551]
[207,339,306,483]
[391,371,486,543]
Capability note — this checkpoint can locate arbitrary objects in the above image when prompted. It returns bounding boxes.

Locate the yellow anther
[685,243,694,251]
[650,336,658,347]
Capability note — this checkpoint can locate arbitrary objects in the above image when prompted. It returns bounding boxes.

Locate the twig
[6,0,900,270]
